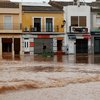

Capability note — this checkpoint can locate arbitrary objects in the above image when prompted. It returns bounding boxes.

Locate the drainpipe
[12,36,14,60]
[19,1,23,55]
[0,38,2,59]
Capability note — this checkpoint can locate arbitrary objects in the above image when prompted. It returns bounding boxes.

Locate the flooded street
[0,54,100,100]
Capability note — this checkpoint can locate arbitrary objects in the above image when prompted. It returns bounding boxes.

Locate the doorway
[76,39,88,53]
[2,38,12,53]
[14,38,20,55]
[57,40,62,51]
[24,38,30,53]
[94,38,100,54]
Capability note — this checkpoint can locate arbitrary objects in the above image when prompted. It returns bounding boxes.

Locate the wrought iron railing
[23,25,60,32]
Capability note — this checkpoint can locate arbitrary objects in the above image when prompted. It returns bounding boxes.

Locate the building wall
[0,8,20,14]
[92,13,100,29]
[0,3,22,33]
[91,13,100,54]
[63,5,91,54]
[0,14,19,24]
[22,34,65,55]
[22,11,64,55]
[22,12,64,32]
[64,5,91,32]
[0,2,22,56]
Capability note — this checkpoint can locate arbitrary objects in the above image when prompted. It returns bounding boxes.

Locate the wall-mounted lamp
[61,20,66,28]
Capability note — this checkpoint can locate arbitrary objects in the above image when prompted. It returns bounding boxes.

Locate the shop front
[68,34,91,54]
[22,33,64,55]
[91,30,100,54]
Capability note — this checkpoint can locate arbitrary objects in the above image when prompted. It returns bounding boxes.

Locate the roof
[49,1,100,12]
[22,3,63,12]
[22,2,51,7]
[49,1,91,10]
[0,1,19,8]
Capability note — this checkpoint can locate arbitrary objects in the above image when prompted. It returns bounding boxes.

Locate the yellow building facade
[22,12,64,33]
[22,3,65,55]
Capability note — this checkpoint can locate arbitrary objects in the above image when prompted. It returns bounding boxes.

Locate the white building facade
[63,5,91,54]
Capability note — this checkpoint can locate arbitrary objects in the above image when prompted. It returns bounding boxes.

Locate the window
[46,18,53,32]
[71,16,86,27]
[71,16,78,26]
[4,16,12,30]
[79,16,86,27]
[34,18,41,32]
[96,17,100,25]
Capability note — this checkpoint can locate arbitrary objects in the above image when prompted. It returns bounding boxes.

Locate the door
[14,38,20,54]
[76,39,88,53]
[2,38,12,53]
[24,38,30,52]
[94,38,100,54]
[57,40,62,51]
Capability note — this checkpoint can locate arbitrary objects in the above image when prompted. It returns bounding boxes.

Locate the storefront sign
[83,34,91,39]
[38,35,50,38]
[57,37,64,40]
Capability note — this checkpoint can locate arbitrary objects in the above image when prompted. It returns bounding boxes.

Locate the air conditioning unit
[24,27,29,32]
[70,26,88,33]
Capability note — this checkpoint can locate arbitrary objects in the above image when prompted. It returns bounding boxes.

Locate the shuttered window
[4,16,12,30]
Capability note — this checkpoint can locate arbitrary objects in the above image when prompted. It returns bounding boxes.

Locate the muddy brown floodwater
[0,54,100,100]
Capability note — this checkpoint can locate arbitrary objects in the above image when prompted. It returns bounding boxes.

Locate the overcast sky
[10,0,96,3]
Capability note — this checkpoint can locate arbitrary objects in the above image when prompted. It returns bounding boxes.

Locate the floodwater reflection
[75,54,88,64]
[1,53,100,64]
[93,55,100,64]
[34,55,54,62]
[57,55,63,62]
[2,54,20,61]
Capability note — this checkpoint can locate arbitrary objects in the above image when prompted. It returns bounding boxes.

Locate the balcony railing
[23,25,60,32]
[0,23,22,30]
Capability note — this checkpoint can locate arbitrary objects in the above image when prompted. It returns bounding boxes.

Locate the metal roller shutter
[34,38,53,54]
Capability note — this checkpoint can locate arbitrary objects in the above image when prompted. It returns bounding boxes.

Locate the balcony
[0,23,22,33]
[23,25,60,33]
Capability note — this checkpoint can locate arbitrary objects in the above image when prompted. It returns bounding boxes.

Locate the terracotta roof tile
[0,1,19,8]
[22,6,63,12]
